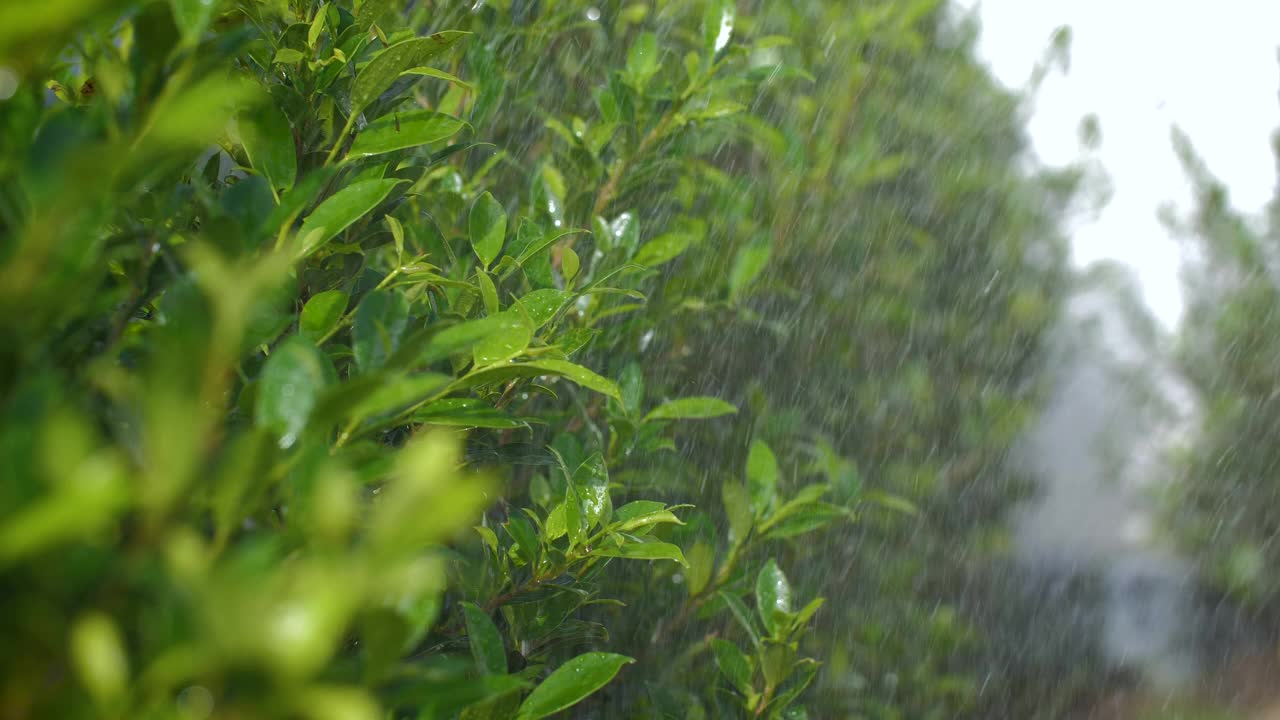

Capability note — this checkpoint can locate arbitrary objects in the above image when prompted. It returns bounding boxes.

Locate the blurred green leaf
[644,397,737,423]
[469,192,507,270]
[255,336,332,449]
[462,602,507,675]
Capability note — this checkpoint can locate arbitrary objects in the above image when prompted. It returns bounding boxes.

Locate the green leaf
[755,559,792,635]
[472,311,532,367]
[513,289,569,329]
[406,317,506,366]
[354,0,395,31]
[348,373,450,421]
[461,602,507,675]
[415,399,528,429]
[718,591,761,649]
[461,360,621,402]
[477,270,499,316]
[350,32,470,118]
[633,232,691,267]
[170,0,219,48]
[298,179,404,257]
[762,502,848,539]
[348,110,467,158]
[272,48,306,64]
[685,542,715,596]
[644,397,737,423]
[353,289,410,374]
[307,3,328,48]
[299,290,349,343]
[401,66,475,92]
[728,242,770,301]
[722,481,753,547]
[561,246,580,285]
[626,32,659,91]
[240,106,297,193]
[710,638,753,695]
[515,652,634,720]
[255,336,331,449]
[703,0,736,58]
[573,454,611,529]
[504,517,538,566]
[469,192,507,270]
[543,501,567,541]
[593,540,688,566]
[746,440,778,517]
[613,501,665,523]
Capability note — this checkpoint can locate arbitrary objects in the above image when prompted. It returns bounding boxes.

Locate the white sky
[959,0,1280,327]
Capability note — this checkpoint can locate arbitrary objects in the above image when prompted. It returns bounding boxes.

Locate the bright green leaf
[755,559,792,635]
[298,179,404,257]
[593,540,688,566]
[348,110,467,158]
[299,290,349,343]
[710,638,753,695]
[470,192,507,270]
[350,32,470,118]
[644,396,737,423]
[728,242,770,301]
[515,653,634,720]
[255,336,331,448]
[239,105,297,193]
[746,440,778,517]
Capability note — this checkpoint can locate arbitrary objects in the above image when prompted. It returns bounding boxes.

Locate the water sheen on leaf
[755,559,792,634]
[348,110,467,157]
[255,336,332,449]
[469,192,506,270]
[298,179,404,257]
[514,652,634,720]
[350,32,470,118]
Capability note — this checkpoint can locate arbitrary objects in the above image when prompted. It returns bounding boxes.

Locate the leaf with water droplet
[469,192,506,270]
[755,559,792,636]
[515,652,634,720]
[255,336,332,448]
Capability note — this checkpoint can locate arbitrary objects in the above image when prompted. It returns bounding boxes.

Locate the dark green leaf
[353,289,410,374]
[415,399,528,429]
[240,105,297,193]
[462,602,507,675]
[710,639,753,695]
[514,653,634,720]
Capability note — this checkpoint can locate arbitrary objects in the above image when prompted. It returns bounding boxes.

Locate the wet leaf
[746,440,778,517]
[644,397,737,423]
[255,336,332,449]
[240,105,297,193]
[470,192,506,270]
[472,311,532,367]
[462,602,507,675]
[353,289,410,374]
[710,638,752,695]
[298,179,404,257]
[348,110,467,157]
[350,32,470,117]
[593,540,688,566]
[514,652,633,720]
[755,559,792,635]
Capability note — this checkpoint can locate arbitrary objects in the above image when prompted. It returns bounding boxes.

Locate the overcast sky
[959,1,1280,327]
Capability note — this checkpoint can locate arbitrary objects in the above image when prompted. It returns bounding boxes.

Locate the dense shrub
[0,1,1078,718]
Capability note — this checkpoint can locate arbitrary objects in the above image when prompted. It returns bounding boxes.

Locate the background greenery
[0,1,1090,718]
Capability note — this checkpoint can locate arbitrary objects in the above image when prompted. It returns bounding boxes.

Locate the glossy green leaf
[718,591,761,649]
[353,289,410,374]
[414,399,528,429]
[410,317,506,366]
[703,0,736,58]
[354,0,395,31]
[573,454,611,529]
[299,290,349,343]
[746,440,778,517]
[348,110,467,158]
[402,66,475,91]
[477,270,499,316]
[564,484,585,549]
[350,32,470,117]
[240,105,297,193]
[469,192,506,270]
[519,360,620,402]
[513,289,569,328]
[272,48,305,64]
[472,311,532,367]
[515,652,633,720]
[255,336,331,449]
[461,602,507,675]
[644,397,737,423]
[593,540,688,566]
[561,246,580,285]
[710,638,753,695]
[755,559,792,635]
[298,179,404,257]
[349,373,450,421]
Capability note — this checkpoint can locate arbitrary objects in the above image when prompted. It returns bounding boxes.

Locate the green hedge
[0,1,1075,718]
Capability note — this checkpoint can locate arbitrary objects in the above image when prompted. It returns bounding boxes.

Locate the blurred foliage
[1168,121,1280,615]
[0,0,1079,718]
